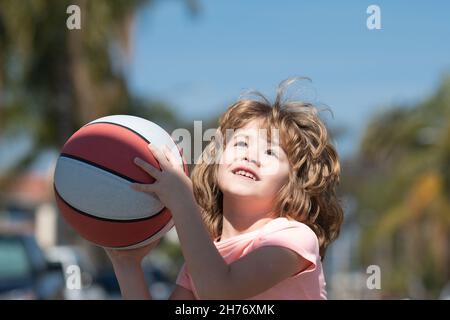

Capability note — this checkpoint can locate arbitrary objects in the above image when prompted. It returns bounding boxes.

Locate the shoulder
[261,217,318,240]
[256,217,320,257]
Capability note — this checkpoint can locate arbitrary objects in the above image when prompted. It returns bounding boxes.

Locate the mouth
[231,166,260,181]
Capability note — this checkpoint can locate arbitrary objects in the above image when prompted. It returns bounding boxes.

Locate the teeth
[234,170,256,181]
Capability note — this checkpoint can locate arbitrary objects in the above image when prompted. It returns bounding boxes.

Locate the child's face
[217,119,290,203]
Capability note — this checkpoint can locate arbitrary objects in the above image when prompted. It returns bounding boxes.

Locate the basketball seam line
[53,184,168,223]
[84,121,150,143]
[84,120,188,177]
[111,221,174,249]
[59,153,153,184]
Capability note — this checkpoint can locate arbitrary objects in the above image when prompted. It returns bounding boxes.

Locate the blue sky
[1,1,448,172]
[126,0,450,158]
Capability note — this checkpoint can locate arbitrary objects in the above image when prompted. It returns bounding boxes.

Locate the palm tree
[0,0,197,192]
[343,75,450,298]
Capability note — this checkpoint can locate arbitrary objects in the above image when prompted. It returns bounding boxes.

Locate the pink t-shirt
[175,217,327,299]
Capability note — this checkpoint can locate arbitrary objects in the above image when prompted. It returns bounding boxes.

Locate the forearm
[171,193,231,299]
[111,260,152,300]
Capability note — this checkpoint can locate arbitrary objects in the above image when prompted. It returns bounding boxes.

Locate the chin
[231,191,256,198]
[225,186,259,198]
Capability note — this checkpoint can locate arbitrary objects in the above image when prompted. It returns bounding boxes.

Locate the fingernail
[134,157,141,164]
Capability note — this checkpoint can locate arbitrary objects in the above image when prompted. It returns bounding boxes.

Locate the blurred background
[0,0,449,299]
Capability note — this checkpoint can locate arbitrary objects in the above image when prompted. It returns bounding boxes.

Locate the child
[105,78,343,300]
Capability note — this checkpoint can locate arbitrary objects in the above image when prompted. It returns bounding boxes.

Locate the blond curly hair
[190,78,343,259]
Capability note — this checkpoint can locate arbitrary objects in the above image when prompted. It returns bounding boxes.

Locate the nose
[238,142,261,167]
[243,154,260,167]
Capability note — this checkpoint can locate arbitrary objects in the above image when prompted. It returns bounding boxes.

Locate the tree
[342,75,450,298]
[0,0,198,192]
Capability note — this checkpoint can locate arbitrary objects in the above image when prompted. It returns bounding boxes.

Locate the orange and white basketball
[53,115,187,249]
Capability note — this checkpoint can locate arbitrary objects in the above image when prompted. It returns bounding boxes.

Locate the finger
[163,145,184,172]
[148,144,171,170]
[134,157,162,179]
[130,182,158,193]
[162,145,176,166]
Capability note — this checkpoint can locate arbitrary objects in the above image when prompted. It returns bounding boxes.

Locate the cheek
[217,164,225,179]
[262,164,290,190]
[219,146,235,166]
[216,164,228,189]
[260,158,289,177]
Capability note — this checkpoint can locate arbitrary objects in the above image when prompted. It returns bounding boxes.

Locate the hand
[130,144,193,212]
[104,240,160,300]
[105,239,160,267]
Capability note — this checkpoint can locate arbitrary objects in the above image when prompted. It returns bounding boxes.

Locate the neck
[219,193,275,241]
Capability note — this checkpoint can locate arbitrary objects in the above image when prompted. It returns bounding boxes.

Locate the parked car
[45,245,107,300]
[94,263,174,300]
[0,234,65,299]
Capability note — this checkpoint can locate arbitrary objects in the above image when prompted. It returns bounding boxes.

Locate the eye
[266,148,278,158]
[234,141,248,147]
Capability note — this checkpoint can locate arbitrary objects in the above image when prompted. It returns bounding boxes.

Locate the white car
[45,245,107,300]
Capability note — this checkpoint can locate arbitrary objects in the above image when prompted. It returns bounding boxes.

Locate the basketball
[53,115,188,249]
